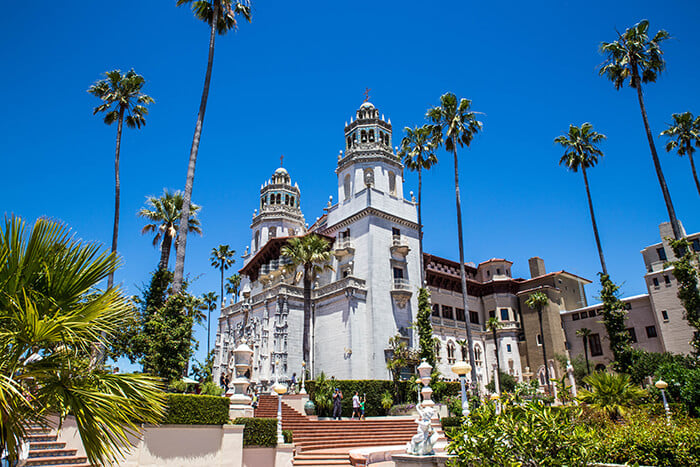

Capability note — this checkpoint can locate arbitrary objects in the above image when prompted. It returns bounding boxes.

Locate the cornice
[323,206,419,233]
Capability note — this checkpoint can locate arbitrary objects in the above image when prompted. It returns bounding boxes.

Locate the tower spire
[363,87,371,103]
[280,154,284,167]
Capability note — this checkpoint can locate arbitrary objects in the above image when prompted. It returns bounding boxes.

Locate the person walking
[332,388,343,420]
[360,394,366,420]
[291,372,297,393]
[352,391,361,420]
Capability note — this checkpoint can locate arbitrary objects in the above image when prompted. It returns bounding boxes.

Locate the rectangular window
[496,268,501,275]
[442,306,454,320]
[646,325,658,338]
[627,327,638,343]
[506,344,512,352]
[392,227,401,237]
[664,275,671,285]
[455,308,465,321]
[536,334,542,346]
[393,267,404,279]
[692,239,700,252]
[661,310,669,321]
[572,313,580,321]
[580,311,588,319]
[500,308,509,321]
[432,304,440,317]
[489,310,495,319]
[469,311,480,324]
[652,277,659,287]
[588,309,596,318]
[589,333,603,356]
[657,247,667,261]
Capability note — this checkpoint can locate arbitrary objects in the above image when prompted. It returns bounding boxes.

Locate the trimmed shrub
[232,417,277,447]
[283,429,293,444]
[440,416,462,430]
[389,403,416,416]
[164,394,229,425]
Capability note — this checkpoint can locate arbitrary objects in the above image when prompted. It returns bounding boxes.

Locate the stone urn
[304,399,316,416]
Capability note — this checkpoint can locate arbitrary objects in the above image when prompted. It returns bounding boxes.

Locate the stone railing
[314,276,367,299]
[392,278,411,290]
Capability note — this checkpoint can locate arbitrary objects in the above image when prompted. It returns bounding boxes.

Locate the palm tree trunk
[159,233,172,270]
[107,108,125,290]
[173,4,219,293]
[538,308,552,395]
[303,266,312,364]
[688,149,700,197]
[583,337,590,374]
[633,73,682,240]
[207,306,211,356]
[582,167,607,275]
[492,328,501,393]
[220,262,224,310]
[452,147,479,390]
[417,167,424,286]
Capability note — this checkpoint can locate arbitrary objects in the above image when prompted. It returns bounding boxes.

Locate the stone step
[28,449,77,459]
[24,455,88,466]
[30,442,67,451]
[26,434,59,443]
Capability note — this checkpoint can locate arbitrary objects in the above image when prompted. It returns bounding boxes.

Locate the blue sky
[1,1,699,370]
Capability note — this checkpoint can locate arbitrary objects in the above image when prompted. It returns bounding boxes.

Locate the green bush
[432,381,461,402]
[440,416,462,430]
[654,360,700,417]
[282,429,293,444]
[200,381,224,396]
[306,379,413,417]
[232,417,277,447]
[164,394,229,425]
[594,415,700,466]
[627,349,697,384]
[485,371,517,393]
[389,403,416,416]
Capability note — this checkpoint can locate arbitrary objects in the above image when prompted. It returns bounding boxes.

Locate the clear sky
[1,1,699,370]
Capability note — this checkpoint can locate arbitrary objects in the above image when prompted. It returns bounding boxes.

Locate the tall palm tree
[281,234,333,366]
[398,125,438,286]
[526,291,552,394]
[426,93,482,388]
[576,327,592,375]
[138,189,202,270]
[225,273,242,304]
[660,111,700,197]
[88,69,154,289]
[0,216,164,465]
[555,123,608,275]
[599,20,682,240]
[201,291,218,355]
[172,0,252,293]
[486,317,503,393]
[210,245,236,309]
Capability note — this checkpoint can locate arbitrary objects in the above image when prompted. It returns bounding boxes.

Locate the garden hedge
[163,394,229,425]
[232,417,292,446]
[304,379,461,417]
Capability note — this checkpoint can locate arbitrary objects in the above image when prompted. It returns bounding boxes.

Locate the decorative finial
[363,87,371,103]
[280,154,284,166]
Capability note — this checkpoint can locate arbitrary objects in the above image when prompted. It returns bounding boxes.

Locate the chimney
[528,257,546,278]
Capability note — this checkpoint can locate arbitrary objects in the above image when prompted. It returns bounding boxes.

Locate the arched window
[361,130,367,142]
[285,194,290,205]
[369,129,375,142]
[434,340,442,362]
[447,341,456,364]
[388,171,396,195]
[269,227,277,238]
[254,231,260,251]
[474,345,482,367]
[460,344,468,361]
[347,136,352,148]
[276,193,281,204]
[289,228,296,236]
[344,174,351,200]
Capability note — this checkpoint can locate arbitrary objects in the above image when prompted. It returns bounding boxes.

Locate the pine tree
[599,274,634,372]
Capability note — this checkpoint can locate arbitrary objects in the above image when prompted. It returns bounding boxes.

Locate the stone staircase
[255,395,443,466]
[23,426,91,467]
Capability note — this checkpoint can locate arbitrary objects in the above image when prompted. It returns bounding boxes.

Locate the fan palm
[426,92,482,388]
[526,292,552,394]
[398,125,438,285]
[88,69,154,289]
[281,234,333,366]
[201,292,218,355]
[225,273,242,304]
[210,245,236,309]
[172,0,252,293]
[576,328,592,375]
[0,216,164,465]
[138,189,202,270]
[577,371,646,420]
[660,111,700,197]
[486,317,503,393]
[555,123,608,275]
[599,20,681,240]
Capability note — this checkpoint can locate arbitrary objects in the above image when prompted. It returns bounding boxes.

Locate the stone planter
[304,400,316,415]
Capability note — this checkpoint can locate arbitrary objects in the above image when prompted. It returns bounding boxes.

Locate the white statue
[406,402,439,456]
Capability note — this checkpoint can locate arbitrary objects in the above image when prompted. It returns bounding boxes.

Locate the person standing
[332,388,343,420]
[291,372,297,393]
[360,394,366,420]
[352,391,361,420]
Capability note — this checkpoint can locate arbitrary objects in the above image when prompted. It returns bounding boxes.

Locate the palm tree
[88,69,154,289]
[526,291,552,394]
[660,111,700,197]
[172,0,252,293]
[578,371,646,421]
[576,327,592,374]
[210,245,236,309]
[555,123,608,275]
[138,189,202,270]
[486,317,503,393]
[426,92,482,388]
[281,234,333,366]
[0,216,164,465]
[398,125,438,285]
[225,273,242,304]
[201,291,218,355]
[599,20,682,240]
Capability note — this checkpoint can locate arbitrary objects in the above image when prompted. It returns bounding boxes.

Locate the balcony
[390,235,410,256]
[391,278,412,308]
[333,239,355,259]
